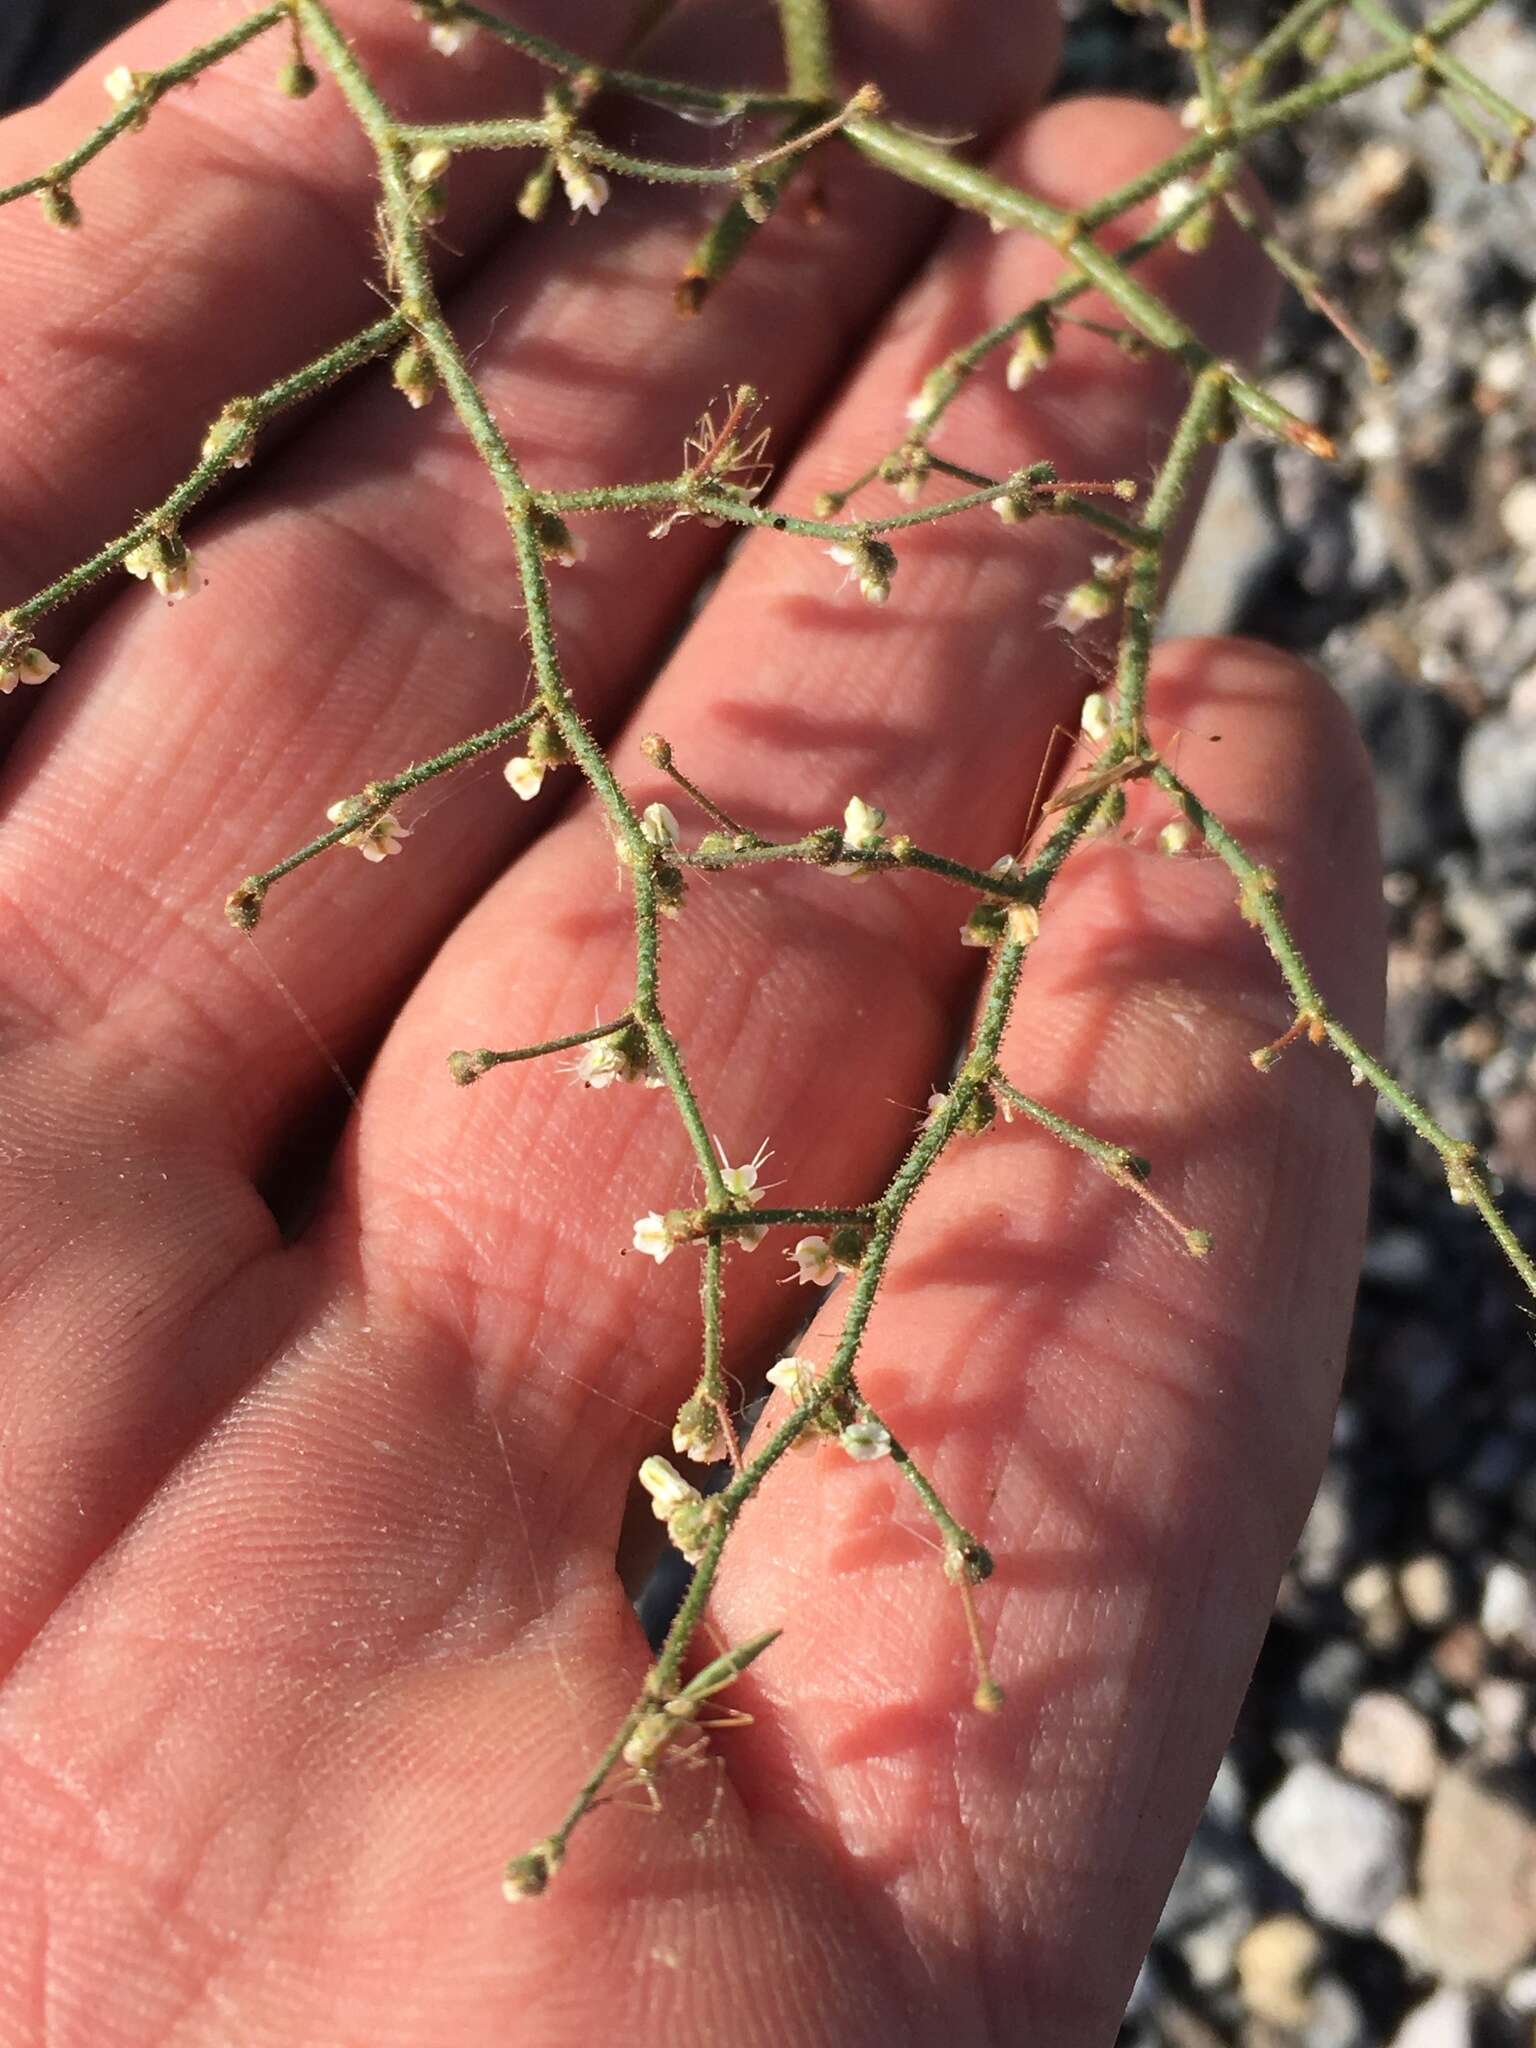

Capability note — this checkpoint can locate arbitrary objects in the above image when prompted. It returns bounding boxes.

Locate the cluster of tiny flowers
[631,1139,769,1262]
[0,644,58,695]
[764,1359,890,1461]
[571,1028,662,1091]
[826,537,897,606]
[123,537,200,603]
[326,798,411,862]
[671,1392,724,1464]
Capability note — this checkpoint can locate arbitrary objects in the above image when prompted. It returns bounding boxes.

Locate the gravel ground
[4,5,1536,2043]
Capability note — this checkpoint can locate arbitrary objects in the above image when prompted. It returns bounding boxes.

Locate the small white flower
[557,153,609,217]
[1005,313,1054,390]
[409,144,452,186]
[717,1136,771,1207]
[640,801,680,849]
[1055,577,1113,635]
[1159,818,1194,856]
[842,796,885,851]
[788,1235,837,1286]
[632,1211,675,1264]
[326,799,411,862]
[903,365,956,429]
[923,1090,949,1130]
[1080,692,1114,743]
[427,18,474,55]
[989,854,1021,881]
[0,645,58,695]
[638,1454,700,1518]
[104,65,138,104]
[504,755,545,801]
[840,1417,892,1462]
[573,1029,659,1090]
[1156,177,1202,222]
[766,1355,821,1405]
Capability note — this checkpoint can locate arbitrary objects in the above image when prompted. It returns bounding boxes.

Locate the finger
[711,639,1384,2041]
[0,1,1051,1667]
[326,98,1279,1529]
[0,0,643,606]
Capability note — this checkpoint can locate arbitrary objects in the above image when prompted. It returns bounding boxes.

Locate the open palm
[0,3,1384,2042]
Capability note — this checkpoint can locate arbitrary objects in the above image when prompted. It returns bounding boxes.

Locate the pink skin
[0,5,1381,2044]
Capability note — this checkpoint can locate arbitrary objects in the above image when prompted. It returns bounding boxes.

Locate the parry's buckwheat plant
[3,0,1530,1917]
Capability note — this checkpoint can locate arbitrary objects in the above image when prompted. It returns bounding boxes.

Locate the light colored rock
[1414,1767,1536,1985]
[1389,1988,1475,2048]
[1477,1677,1529,1763]
[1503,479,1536,559]
[1338,1692,1440,1802]
[1503,1959,1536,2012]
[1253,1761,1412,1934]
[1482,1560,1536,1650]
[1399,1555,1457,1631]
[1236,1915,1322,2027]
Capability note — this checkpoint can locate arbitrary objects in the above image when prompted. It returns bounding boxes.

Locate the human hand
[0,3,1382,2041]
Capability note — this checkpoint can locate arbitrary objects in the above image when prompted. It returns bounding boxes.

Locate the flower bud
[40,183,80,230]
[392,341,436,410]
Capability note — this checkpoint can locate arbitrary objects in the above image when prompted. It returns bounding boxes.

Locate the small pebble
[1253,1761,1412,1934]
[1400,1555,1458,1630]
[1236,1915,1322,2027]
[1415,1767,1536,1985]
[1482,1560,1536,1650]
[1338,1691,1440,1801]
[1389,1988,1475,2048]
